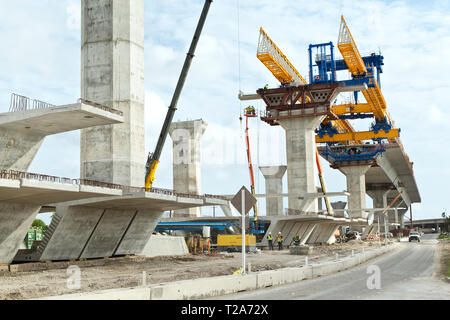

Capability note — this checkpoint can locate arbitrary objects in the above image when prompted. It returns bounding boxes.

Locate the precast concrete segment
[80,0,145,187]
[114,210,162,256]
[140,235,189,257]
[0,103,123,171]
[285,221,303,244]
[169,120,207,218]
[0,128,44,171]
[0,203,41,264]
[39,206,105,261]
[278,116,325,212]
[300,224,317,245]
[0,180,123,205]
[340,165,371,219]
[312,223,339,244]
[259,166,287,216]
[79,209,136,259]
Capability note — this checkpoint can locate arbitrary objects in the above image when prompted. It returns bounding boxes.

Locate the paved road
[213,234,450,300]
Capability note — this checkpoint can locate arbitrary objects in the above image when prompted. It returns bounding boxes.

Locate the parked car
[408,231,421,242]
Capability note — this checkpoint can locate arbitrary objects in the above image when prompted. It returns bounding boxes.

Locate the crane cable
[236,0,243,139]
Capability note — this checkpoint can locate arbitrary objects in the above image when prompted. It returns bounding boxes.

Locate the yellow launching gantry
[337,15,388,121]
[256,27,361,144]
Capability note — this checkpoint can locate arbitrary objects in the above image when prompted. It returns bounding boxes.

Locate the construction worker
[246,105,256,115]
[293,234,300,246]
[264,84,268,89]
[277,232,283,251]
[267,232,274,250]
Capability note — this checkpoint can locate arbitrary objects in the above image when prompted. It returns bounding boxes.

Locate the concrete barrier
[40,243,399,300]
[150,274,258,300]
[43,287,151,300]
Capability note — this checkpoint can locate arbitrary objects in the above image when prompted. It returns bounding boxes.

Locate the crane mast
[145,0,213,190]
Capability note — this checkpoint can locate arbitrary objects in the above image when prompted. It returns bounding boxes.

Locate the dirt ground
[0,240,385,300]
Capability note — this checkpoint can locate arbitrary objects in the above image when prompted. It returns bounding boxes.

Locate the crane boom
[243,113,259,219]
[145,0,213,190]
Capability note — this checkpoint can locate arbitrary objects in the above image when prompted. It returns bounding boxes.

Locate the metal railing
[9,93,55,112]
[0,170,225,200]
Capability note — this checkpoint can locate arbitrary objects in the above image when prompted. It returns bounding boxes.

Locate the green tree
[32,219,48,232]
[442,211,449,233]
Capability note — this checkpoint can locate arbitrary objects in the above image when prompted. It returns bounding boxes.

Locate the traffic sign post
[230,186,257,275]
[241,189,245,274]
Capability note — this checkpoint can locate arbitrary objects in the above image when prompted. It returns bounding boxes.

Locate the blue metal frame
[155,220,266,234]
[320,144,387,163]
[155,221,238,232]
[309,42,336,84]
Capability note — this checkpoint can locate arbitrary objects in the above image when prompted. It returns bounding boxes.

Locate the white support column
[340,165,371,219]
[80,0,145,187]
[278,116,325,212]
[259,166,287,216]
[169,119,207,217]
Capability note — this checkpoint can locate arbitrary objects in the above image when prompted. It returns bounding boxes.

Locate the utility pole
[410,204,413,230]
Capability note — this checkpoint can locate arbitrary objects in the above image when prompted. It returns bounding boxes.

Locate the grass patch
[438,233,450,240]
[446,259,450,278]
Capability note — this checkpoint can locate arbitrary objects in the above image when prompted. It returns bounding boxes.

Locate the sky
[0,0,449,224]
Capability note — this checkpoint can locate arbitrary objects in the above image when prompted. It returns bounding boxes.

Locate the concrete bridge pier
[169,119,207,218]
[80,0,146,188]
[259,165,287,216]
[340,165,371,219]
[278,116,325,212]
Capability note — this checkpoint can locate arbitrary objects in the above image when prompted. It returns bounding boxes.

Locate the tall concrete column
[259,166,287,216]
[169,119,207,217]
[80,0,145,187]
[278,116,325,212]
[340,165,371,219]
[367,189,390,229]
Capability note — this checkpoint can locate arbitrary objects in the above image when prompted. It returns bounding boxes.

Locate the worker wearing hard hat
[267,232,274,251]
[246,105,256,116]
[277,232,283,251]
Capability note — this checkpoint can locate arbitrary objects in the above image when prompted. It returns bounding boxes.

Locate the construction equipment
[256,28,359,144]
[240,107,265,235]
[217,234,257,253]
[315,147,333,216]
[145,0,212,190]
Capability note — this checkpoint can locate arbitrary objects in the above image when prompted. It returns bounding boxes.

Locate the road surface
[212,234,450,300]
